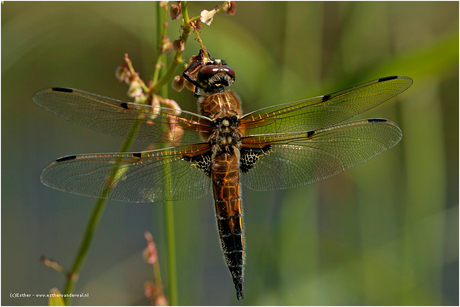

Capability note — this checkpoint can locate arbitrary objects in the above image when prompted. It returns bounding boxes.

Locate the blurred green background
[2,1,458,305]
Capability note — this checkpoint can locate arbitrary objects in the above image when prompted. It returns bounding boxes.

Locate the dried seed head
[144,281,155,298]
[172,75,185,92]
[161,98,181,115]
[150,95,160,108]
[190,18,202,31]
[143,232,158,264]
[185,79,196,92]
[115,64,129,83]
[173,38,185,53]
[155,295,168,306]
[169,3,181,20]
[127,80,143,98]
[224,1,237,15]
[160,37,173,55]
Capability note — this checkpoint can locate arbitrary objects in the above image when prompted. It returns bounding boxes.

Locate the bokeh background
[2,1,458,305]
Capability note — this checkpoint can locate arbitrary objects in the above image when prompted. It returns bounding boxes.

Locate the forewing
[240,76,412,135]
[240,119,402,191]
[40,143,213,202]
[33,87,212,145]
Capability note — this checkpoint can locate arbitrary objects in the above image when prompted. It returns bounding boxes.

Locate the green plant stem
[63,198,107,306]
[155,3,179,304]
[63,2,197,304]
[151,2,192,94]
[62,121,141,306]
[164,200,178,305]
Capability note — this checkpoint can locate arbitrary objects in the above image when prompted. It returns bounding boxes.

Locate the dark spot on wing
[307,130,315,138]
[120,102,129,110]
[240,145,272,173]
[52,87,73,93]
[368,118,387,123]
[56,155,77,162]
[378,76,398,82]
[182,151,213,176]
[133,152,142,159]
[322,94,331,102]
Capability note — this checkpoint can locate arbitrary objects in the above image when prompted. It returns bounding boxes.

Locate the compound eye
[199,64,220,80]
[221,65,235,80]
[198,64,236,80]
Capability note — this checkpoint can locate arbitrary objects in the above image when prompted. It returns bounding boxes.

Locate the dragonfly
[33,50,412,300]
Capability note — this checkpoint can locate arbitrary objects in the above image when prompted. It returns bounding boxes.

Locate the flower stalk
[43,2,236,305]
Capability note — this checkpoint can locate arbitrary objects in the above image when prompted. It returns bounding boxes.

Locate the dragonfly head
[196,58,235,94]
[183,50,236,96]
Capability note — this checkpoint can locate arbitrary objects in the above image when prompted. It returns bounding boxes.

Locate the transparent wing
[40,143,213,202]
[33,87,212,145]
[240,76,412,135]
[240,119,402,191]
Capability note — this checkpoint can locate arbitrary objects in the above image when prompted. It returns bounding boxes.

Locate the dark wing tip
[378,75,413,86]
[55,155,77,162]
[367,118,387,123]
[378,76,398,82]
[51,87,73,93]
[33,87,74,106]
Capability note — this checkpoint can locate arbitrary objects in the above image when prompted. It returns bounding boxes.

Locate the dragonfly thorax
[209,115,243,153]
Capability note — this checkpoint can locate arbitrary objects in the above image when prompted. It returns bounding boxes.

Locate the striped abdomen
[211,151,244,300]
